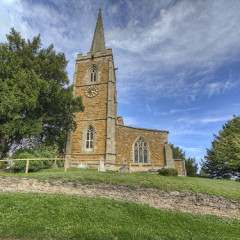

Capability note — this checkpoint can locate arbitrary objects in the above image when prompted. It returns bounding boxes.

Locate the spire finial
[90,9,106,54]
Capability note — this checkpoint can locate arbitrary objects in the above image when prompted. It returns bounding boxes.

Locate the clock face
[84,86,99,98]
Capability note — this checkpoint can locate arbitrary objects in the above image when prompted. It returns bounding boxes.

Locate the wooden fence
[0,158,122,173]
[0,158,66,173]
[0,158,162,174]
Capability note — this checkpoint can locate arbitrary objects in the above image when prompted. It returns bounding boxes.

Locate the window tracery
[85,125,95,150]
[88,65,98,83]
[90,68,97,82]
[134,137,148,163]
[82,124,96,152]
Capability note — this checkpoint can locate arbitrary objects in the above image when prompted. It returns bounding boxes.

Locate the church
[65,9,186,176]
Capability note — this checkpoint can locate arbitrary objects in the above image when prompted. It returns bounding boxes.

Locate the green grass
[1,168,240,200]
[0,192,239,240]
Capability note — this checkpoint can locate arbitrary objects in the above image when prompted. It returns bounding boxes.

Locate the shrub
[9,145,58,173]
[158,168,178,176]
[11,160,44,173]
[0,161,8,169]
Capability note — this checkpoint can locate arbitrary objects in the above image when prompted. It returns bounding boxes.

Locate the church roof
[90,9,106,53]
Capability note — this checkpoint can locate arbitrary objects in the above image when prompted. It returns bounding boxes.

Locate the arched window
[86,125,94,150]
[89,66,98,82]
[134,137,148,163]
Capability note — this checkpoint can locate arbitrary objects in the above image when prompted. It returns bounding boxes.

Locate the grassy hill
[2,168,240,200]
[0,192,239,240]
[0,168,239,239]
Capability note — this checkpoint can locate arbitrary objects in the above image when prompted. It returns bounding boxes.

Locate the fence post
[25,160,29,173]
[64,157,68,172]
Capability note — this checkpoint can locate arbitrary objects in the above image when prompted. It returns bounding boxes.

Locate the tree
[169,143,198,177]
[201,115,240,179]
[185,157,198,177]
[0,28,84,156]
[169,143,186,160]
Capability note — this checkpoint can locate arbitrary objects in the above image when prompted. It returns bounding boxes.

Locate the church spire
[90,9,106,53]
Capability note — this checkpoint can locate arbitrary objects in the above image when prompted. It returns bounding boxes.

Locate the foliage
[0,28,84,155]
[169,143,186,159]
[199,168,209,178]
[158,168,178,176]
[185,157,198,177]
[201,115,240,179]
[0,161,7,169]
[2,168,240,200]
[0,193,239,240]
[170,143,199,177]
[9,144,58,173]
[0,136,9,159]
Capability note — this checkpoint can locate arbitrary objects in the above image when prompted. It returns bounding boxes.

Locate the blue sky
[1,0,240,166]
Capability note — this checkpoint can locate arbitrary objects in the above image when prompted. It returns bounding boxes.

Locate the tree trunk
[0,134,5,159]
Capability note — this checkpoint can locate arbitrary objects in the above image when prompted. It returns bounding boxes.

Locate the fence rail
[0,158,62,161]
[0,158,64,173]
[0,157,163,174]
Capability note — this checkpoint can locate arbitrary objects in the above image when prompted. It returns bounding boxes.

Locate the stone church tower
[65,9,186,176]
[65,9,117,170]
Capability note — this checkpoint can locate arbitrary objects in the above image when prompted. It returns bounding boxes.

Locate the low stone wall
[0,177,239,219]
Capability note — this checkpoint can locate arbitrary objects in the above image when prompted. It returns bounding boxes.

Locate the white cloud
[0,0,22,42]
[170,129,209,136]
[179,145,203,154]
[110,0,240,70]
[175,114,233,125]
[1,0,240,101]
[106,0,240,101]
[200,115,233,124]
[123,116,138,126]
[155,107,200,116]
[205,81,236,97]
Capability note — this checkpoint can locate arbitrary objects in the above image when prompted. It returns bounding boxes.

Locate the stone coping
[116,124,169,133]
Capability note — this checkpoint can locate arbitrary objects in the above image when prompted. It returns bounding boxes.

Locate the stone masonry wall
[0,177,239,219]
[115,125,168,170]
[174,160,186,176]
[71,55,111,164]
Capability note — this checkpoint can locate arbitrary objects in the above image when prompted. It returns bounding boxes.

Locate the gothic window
[89,66,98,82]
[85,125,95,150]
[91,68,97,82]
[134,137,148,163]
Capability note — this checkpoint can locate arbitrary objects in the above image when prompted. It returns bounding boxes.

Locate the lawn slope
[0,193,239,240]
[1,168,239,200]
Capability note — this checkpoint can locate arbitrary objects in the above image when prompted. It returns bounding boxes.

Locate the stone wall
[0,177,239,219]
[115,125,169,171]
[174,159,187,176]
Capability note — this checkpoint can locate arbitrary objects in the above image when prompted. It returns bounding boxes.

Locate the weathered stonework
[65,9,186,175]
[174,159,187,176]
[0,177,239,219]
[115,125,169,171]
